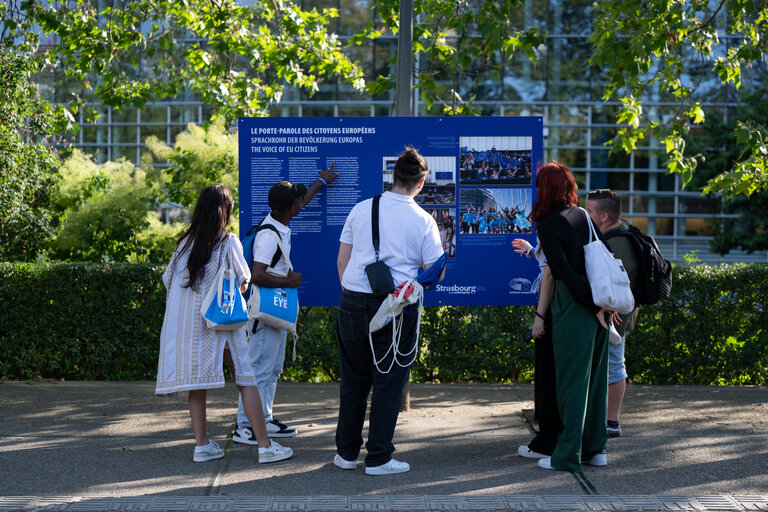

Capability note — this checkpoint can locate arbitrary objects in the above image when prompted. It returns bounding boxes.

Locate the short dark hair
[268,181,307,211]
[393,146,429,189]
[588,188,621,221]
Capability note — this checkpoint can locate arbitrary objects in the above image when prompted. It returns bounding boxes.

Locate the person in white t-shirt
[333,147,445,476]
[232,165,337,445]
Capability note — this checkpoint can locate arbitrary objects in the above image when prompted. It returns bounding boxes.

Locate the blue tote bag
[201,236,250,330]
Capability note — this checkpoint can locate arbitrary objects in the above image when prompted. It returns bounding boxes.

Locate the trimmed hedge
[1,262,766,384]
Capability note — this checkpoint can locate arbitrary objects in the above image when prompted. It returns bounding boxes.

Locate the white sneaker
[258,440,294,464]
[365,458,410,475]
[265,418,297,438]
[232,425,259,446]
[517,445,548,459]
[193,440,225,462]
[537,457,556,470]
[584,449,607,467]
[333,454,357,470]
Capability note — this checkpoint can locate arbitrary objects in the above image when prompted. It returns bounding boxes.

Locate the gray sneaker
[193,440,225,463]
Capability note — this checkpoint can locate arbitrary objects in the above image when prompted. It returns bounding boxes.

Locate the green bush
[1,262,766,384]
[0,263,165,380]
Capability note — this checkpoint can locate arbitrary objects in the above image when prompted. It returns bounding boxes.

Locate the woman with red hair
[530,162,614,473]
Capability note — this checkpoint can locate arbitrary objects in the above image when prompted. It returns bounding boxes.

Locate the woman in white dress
[155,184,293,464]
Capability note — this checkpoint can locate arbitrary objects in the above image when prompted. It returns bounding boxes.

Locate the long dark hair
[175,183,233,291]
[530,162,579,222]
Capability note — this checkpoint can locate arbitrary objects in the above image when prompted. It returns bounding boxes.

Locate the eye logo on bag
[272,288,290,309]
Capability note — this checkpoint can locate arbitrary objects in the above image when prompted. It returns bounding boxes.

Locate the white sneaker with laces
[266,418,297,438]
[517,445,548,459]
[584,449,607,467]
[365,458,410,475]
[193,440,225,462]
[333,454,357,470]
[232,425,259,446]
[258,440,294,464]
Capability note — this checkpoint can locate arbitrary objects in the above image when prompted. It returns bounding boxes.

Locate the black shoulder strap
[371,194,382,261]
[254,221,283,268]
[604,221,632,241]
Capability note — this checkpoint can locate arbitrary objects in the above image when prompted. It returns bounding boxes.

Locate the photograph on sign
[426,208,457,258]
[459,188,532,235]
[383,155,456,205]
[459,136,533,185]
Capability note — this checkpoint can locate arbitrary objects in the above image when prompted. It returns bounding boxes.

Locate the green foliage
[590,0,768,198]
[628,262,768,385]
[144,118,239,211]
[2,262,766,385]
[415,306,534,382]
[49,150,179,263]
[352,0,546,115]
[0,262,166,380]
[685,88,768,254]
[4,0,365,125]
[0,50,62,261]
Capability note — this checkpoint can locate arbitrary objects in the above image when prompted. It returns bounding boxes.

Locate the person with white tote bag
[530,163,618,473]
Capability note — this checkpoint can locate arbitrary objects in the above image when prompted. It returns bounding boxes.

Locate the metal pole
[395,0,414,117]
[395,0,414,411]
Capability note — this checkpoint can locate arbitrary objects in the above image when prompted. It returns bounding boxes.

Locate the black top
[537,205,608,314]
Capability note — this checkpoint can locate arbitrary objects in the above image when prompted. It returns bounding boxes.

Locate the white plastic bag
[581,208,635,315]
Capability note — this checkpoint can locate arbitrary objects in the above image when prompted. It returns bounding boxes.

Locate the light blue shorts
[608,335,628,384]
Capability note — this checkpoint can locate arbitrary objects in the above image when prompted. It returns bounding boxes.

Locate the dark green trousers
[550,279,609,472]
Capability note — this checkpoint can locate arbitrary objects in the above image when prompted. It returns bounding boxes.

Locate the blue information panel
[238,116,543,306]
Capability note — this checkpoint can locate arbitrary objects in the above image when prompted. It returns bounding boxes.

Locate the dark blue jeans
[335,290,418,467]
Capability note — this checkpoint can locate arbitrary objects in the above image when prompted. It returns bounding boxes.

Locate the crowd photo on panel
[156,148,643,474]
[459,147,533,185]
[460,188,533,235]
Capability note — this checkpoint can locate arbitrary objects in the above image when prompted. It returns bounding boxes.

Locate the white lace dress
[155,234,257,395]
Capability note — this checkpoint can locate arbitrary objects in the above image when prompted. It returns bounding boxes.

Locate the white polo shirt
[340,191,444,293]
[253,213,292,275]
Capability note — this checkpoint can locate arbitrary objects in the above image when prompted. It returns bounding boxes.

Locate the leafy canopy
[590,0,768,199]
[3,0,365,125]
[349,0,546,115]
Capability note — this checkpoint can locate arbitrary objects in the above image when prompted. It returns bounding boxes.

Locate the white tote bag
[581,208,635,314]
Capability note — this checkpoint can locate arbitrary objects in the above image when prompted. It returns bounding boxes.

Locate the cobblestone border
[1,495,767,512]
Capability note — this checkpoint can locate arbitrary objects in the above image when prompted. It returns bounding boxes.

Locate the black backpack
[604,223,672,306]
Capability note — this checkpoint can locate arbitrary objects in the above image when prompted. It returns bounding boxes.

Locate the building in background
[52,0,768,263]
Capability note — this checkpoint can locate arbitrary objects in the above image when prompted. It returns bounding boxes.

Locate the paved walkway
[1,382,766,511]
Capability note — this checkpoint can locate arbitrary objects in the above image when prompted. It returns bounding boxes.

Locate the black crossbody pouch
[364,195,396,295]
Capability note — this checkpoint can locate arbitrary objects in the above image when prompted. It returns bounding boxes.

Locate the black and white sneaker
[232,424,259,445]
[266,418,297,438]
[606,421,622,438]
